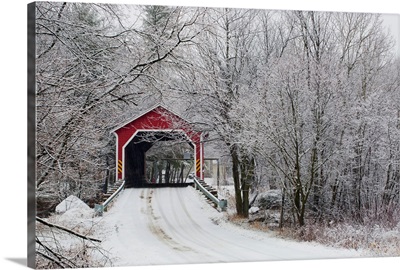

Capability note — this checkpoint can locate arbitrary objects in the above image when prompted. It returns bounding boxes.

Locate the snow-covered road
[97,187,361,267]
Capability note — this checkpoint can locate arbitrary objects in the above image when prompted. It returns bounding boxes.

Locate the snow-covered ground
[95,187,362,267]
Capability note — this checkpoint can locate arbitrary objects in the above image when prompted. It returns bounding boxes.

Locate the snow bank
[52,195,97,233]
[254,189,282,209]
[249,206,260,214]
[55,195,91,214]
[61,205,94,220]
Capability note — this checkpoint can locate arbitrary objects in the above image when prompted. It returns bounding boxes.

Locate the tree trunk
[158,162,163,183]
[279,188,285,229]
[165,161,171,184]
[179,163,185,183]
[230,145,244,217]
[240,155,255,218]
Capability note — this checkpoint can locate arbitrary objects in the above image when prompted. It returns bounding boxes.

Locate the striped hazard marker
[118,160,123,174]
[195,159,201,174]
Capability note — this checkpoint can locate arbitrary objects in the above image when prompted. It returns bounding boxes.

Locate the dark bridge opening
[124,131,195,188]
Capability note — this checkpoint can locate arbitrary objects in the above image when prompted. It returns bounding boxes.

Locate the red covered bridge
[111,105,204,188]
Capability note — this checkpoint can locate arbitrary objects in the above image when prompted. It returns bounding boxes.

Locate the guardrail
[193,177,227,211]
[95,180,125,216]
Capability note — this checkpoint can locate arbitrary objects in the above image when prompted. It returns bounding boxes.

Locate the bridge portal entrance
[124,131,195,187]
[111,105,204,188]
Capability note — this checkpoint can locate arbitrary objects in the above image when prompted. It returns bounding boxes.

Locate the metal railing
[93,178,226,215]
[193,177,227,211]
[95,180,125,216]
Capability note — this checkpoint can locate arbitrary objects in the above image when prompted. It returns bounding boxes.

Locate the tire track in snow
[174,188,285,261]
[152,188,231,263]
[143,188,193,253]
[163,188,240,261]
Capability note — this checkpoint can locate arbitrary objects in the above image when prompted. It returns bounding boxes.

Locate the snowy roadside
[188,186,366,258]
[211,182,399,258]
[35,195,113,268]
[38,187,385,269]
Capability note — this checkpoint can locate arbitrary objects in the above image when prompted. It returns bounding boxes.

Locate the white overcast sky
[382,13,400,56]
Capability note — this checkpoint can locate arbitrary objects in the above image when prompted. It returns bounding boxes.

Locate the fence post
[94,204,104,216]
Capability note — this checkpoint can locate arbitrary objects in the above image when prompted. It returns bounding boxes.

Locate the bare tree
[36,217,112,268]
[173,7,262,217]
[251,10,399,226]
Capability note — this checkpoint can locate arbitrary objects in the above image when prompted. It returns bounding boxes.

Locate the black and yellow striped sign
[195,159,201,174]
[118,160,123,174]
